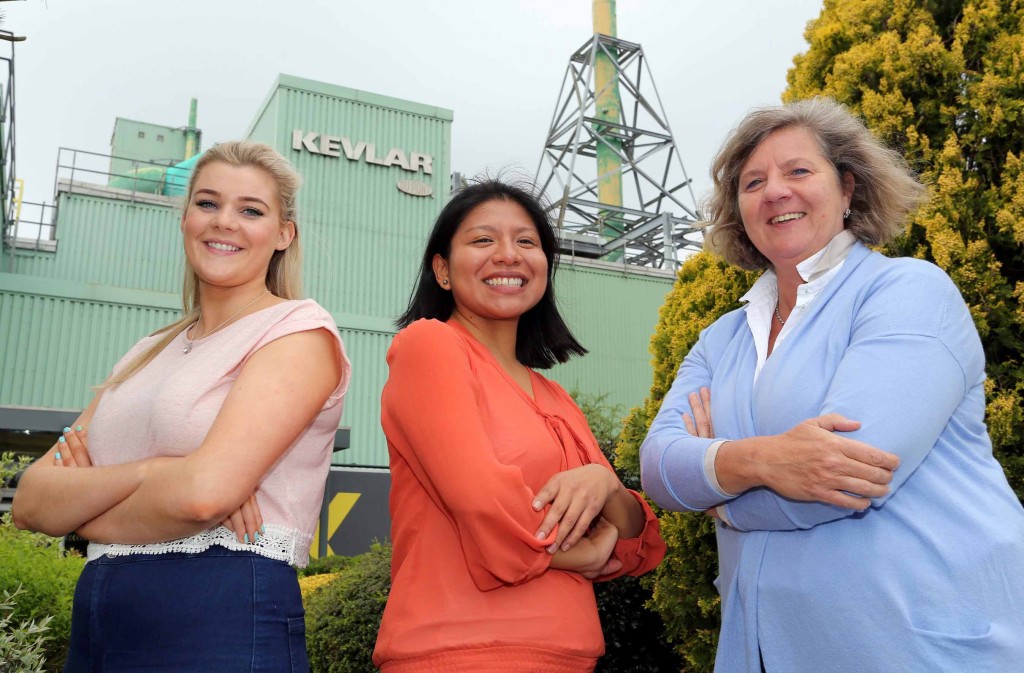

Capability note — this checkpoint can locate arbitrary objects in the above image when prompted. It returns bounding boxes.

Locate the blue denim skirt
[64,546,309,673]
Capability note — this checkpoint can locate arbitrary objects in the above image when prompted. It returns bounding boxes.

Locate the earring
[442,279,449,285]
[843,208,851,220]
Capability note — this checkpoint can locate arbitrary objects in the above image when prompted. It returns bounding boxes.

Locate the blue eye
[242,207,264,217]
[196,199,217,210]
[743,178,763,190]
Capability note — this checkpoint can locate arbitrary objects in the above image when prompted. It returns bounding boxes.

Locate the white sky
[8,0,824,210]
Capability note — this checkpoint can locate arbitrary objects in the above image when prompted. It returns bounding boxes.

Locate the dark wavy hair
[397,179,587,369]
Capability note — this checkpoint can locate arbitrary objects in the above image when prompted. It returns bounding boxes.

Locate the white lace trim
[86,523,313,567]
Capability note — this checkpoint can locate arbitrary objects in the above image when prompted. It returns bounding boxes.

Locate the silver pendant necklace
[182,290,270,354]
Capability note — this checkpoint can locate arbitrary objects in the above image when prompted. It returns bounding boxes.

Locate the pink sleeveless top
[86,299,350,566]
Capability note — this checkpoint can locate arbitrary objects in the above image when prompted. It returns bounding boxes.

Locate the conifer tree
[617,1,1024,668]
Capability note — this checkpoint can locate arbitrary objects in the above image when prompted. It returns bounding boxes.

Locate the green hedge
[304,542,392,673]
[0,515,85,673]
[300,553,356,578]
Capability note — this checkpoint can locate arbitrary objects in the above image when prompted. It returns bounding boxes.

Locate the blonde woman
[13,141,350,672]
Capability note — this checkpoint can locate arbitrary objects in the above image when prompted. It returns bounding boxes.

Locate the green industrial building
[1,74,675,555]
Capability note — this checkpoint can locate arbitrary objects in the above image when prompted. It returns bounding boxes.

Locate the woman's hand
[533,464,620,554]
[220,494,265,545]
[55,425,92,467]
[718,413,901,509]
[550,517,623,579]
[683,387,713,438]
[683,388,728,520]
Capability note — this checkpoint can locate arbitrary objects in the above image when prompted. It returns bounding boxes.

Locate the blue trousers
[64,546,309,673]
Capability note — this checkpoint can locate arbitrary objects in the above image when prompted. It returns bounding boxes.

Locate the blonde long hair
[102,141,304,387]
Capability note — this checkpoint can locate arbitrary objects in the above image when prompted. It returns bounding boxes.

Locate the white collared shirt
[705,230,859,515]
[740,228,858,383]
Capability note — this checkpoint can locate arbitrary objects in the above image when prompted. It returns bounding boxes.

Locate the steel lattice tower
[535,33,702,268]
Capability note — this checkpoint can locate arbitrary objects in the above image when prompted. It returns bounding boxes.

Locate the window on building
[138,131,145,139]
[157,134,164,142]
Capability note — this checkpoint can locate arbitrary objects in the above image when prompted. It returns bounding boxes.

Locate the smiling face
[737,126,854,270]
[432,198,548,328]
[181,161,295,295]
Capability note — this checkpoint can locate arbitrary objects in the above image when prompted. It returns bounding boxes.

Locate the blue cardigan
[640,242,1024,672]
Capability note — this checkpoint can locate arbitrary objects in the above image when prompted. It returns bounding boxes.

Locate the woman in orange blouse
[372,180,666,673]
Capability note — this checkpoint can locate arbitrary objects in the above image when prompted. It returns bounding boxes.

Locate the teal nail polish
[54,452,62,460]
[58,436,66,443]
[63,427,71,433]
[76,426,83,432]
[253,532,261,543]
[260,524,266,534]
[243,534,249,544]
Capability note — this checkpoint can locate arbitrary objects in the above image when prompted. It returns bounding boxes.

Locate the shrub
[299,572,340,601]
[0,586,51,673]
[300,553,355,577]
[304,542,391,673]
[0,514,85,673]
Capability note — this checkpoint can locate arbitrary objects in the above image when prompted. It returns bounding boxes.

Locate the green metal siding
[110,118,189,176]
[11,192,183,293]
[333,327,393,467]
[0,274,179,409]
[264,79,452,321]
[245,87,280,146]
[549,262,673,414]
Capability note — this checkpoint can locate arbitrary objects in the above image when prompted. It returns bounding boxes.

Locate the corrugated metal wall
[271,76,453,321]
[549,262,673,414]
[333,327,393,466]
[0,279,179,408]
[11,193,183,293]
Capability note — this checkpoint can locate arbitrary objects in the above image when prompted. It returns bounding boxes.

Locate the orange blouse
[373,319,666,673]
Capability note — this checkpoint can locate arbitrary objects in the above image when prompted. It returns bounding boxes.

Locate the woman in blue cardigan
[640,98,1024,672]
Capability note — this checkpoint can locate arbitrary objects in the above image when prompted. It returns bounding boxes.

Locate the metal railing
[54,147,187,204]
[5,198,56,251]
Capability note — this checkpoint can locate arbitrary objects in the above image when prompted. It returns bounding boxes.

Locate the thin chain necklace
[182,290,270,354]
[774,301,786,326]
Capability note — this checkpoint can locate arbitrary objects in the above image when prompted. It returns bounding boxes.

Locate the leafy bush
[0,586,51,673]
[299,572,340,601]
[1,454,85,672]
[0,514,85,673]
[304,542,391,673]
[300,553,355,577]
